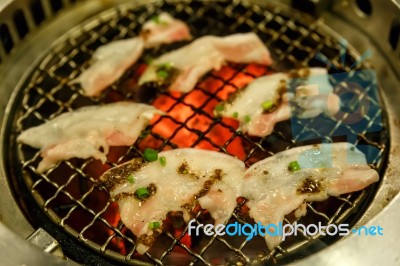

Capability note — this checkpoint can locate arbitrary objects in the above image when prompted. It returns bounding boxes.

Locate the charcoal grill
[0,0,399,265]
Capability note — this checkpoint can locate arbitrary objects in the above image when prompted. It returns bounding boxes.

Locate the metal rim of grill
[4,0,389,265]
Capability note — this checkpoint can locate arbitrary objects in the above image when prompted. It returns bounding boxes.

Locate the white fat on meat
[142,13,191,48]
[242,142,379,250]
[73,38,144,97]
[138,33,273,92]
[17,102,161,173]
[217,67,341,137]
[72,13,191,96]
[99,148,245,254]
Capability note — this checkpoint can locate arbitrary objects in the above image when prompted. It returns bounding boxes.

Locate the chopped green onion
[288,161,301,172]
[262,100,275,111]
[144,148,158,162]
[156,69,169,79]
[159,156,167,166]
[151,15,168,25]
[148,221,160,229]
[135,187,150,199]
[244,115,251,123]
[233,112,239,118]
[214,104,224,112]
[151,15,160,23]
[127,174,135,184]
[159,62,172,69]
[156,62,173,78]
[144,54,154,64]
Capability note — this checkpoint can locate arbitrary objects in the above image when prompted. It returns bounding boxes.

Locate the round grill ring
[5,1,389,265]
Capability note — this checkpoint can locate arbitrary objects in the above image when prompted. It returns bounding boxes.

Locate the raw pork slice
[216,67,340,137]
[99,148,245,254]
[73,13,191,96]
[242,142,379,250]
[17,102,162,172]
[139,33,273,92]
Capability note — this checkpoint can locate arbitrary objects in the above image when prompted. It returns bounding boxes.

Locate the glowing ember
[140,64,270,159]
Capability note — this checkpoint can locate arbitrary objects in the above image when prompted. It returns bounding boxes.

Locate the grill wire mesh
[9,0,389,265]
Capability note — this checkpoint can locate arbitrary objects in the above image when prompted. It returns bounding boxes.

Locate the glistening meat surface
[216,67,341,137]
[139,33,273,92]
[99,148,245,254]
[17,102,161,172]
[242,142,379,250]
[73,13,191,96]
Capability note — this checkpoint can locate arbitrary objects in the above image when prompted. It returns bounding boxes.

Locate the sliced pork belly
[74,38,145,97]
[17,102,161,173]
[73,13,191,96]
[216,67,340,137]
[242,142,379,250]
[138,33,272,92]
[141,13,192,48]
[99,148,245,254]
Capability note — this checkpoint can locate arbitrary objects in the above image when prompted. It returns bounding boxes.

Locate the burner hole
[389,19,400,50]
[13,10,29,39]
[0,24,14,53]
[50,0,63,13]
[355,0,373,16]
[29,0,45,25]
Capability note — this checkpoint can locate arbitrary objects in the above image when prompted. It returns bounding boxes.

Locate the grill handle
[27,228,65,258]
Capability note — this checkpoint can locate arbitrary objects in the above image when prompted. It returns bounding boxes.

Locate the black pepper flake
[226,88,244,105]
[212,169,223,181]
[137,231,160,247]
[148,183,157,195]
[177,161,200,179]
[194,169,223,199]
[98,158,146,191]
[196,180,213,198]
[113,192,135,201]
[178,161,190,175]
[181,169,225,214]
[297,177,323,194]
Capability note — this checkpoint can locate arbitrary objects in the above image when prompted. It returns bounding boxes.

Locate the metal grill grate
[8,0,388,265]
